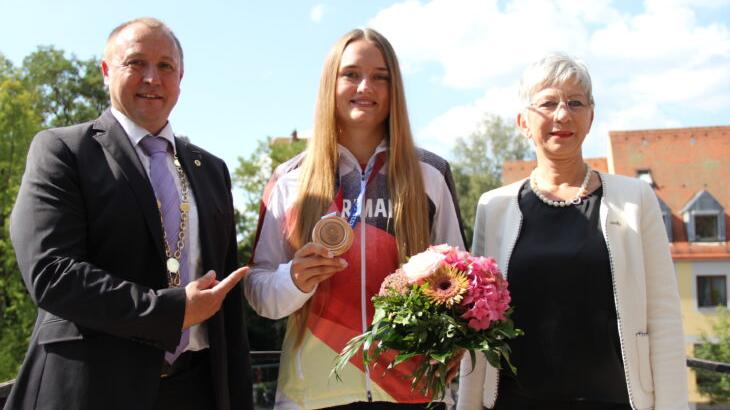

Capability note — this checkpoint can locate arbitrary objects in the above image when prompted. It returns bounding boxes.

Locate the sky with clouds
[369,0,730,158]
[1,0,728,205]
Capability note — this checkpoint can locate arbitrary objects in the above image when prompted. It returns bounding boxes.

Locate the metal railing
[1,354,728,408]
[687,357,730,374]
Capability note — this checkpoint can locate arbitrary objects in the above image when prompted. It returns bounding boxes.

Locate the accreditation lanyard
[334,154,386,227]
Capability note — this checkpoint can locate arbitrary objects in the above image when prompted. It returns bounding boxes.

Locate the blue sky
[2,0,729,206]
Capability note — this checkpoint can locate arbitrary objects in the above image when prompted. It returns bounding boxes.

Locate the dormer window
[657,197,673,242]
[695,214,719,241]
[681,190,726,243]
[636,170,654,186]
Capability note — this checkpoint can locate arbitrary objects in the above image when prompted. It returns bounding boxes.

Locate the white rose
[401,250,446,284]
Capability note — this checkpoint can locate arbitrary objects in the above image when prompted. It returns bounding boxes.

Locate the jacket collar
[336,139,388,172]
[91,109,166,262]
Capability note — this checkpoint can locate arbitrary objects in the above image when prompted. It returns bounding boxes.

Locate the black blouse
[499,181,629,404]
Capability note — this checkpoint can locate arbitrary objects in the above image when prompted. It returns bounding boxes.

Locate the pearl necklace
[530,164,592,207]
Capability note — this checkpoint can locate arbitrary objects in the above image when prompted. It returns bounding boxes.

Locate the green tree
[0,57,43,381]
[22,46,107,127]
[0,48,106,381]
[233,133,306,350]
[451,114,533,248]
[694,307,730,403]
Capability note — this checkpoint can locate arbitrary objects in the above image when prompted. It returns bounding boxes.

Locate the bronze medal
[312,216,354,256]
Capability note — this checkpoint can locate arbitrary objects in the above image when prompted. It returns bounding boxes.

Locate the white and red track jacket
[245,141,466,409]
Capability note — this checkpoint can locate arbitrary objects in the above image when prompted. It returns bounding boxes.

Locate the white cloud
[416,82,519,148]
[655,0,730,8]
[310,4,325,23]
[370,0,609,88]
[371,0,730,158]
[626,64,730,106]
[590,2,730,62]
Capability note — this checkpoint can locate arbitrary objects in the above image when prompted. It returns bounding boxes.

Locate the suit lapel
[91,110,166,260]
[176,138,213,269]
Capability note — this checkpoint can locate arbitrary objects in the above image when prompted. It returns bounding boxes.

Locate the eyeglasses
[529,98,592,114]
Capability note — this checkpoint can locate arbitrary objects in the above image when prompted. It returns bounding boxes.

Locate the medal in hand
[312,214,353,256]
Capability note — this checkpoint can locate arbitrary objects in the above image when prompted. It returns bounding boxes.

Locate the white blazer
[457,173,688,410]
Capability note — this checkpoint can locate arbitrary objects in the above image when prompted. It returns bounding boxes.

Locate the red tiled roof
[609,126,730,251]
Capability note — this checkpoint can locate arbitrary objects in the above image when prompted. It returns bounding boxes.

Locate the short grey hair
[518,52,594,106]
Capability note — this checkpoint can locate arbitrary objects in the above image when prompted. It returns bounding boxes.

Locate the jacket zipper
[359,166,373,402]
[488,193,523,408]
[598,173,637,410]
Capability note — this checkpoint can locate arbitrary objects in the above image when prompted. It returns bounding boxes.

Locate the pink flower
[429,244,471,271]
[402,249,446,284]
[459,256,511,331]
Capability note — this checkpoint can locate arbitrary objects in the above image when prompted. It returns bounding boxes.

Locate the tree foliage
[0,48,107,381]
[695,307,730,403]
[233,133,306,350]
[451,114,533,248]
[21,46,107,127]
[233,134,306,263]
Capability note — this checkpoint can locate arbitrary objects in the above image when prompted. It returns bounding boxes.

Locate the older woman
[457,53,688,410]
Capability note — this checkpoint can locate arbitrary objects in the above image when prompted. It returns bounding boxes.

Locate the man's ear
[101,60,110,86]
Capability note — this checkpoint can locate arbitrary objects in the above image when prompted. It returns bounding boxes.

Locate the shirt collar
[110,107,177,154]
[337,139,388,166]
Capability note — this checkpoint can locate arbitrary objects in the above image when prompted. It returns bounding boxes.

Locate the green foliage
[233,135,306,264]
[695,307,730,403]
[0,58,42,381]
[21,46,107,127]
[0,55,14,77]
[0,48,106,382]
[333,284,521,401]
[451,114,533,248]
[233,134,306,351]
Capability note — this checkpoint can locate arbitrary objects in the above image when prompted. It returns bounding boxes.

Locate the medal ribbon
[334,154,385,227]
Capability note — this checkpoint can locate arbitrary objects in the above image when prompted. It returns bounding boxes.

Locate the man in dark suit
[5,17,253,410]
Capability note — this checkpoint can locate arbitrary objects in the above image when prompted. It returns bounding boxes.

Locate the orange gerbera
[423,266,469,307]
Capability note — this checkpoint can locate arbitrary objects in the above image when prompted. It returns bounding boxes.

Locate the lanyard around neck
[334,154,386,227]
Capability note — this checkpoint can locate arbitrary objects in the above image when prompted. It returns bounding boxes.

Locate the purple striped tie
[140,136,189,364]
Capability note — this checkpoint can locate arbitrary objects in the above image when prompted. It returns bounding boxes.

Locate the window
[682,191,726,243]
[697,275,727,308]
[657,197,673,242]
[662,211,672,241]
[636,170,654,186]
[695,214,719,242]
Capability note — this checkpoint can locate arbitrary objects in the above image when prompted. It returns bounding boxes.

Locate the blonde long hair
[289,28,430,345]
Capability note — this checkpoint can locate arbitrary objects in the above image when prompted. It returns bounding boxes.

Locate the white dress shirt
[111,107,209,351]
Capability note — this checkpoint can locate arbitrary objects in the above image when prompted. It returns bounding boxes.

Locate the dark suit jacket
[5,110,253,410]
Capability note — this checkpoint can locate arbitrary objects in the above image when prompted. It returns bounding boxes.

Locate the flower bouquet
[332,244,522,401]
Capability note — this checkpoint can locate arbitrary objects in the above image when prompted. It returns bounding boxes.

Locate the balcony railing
[1,353,728,408]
